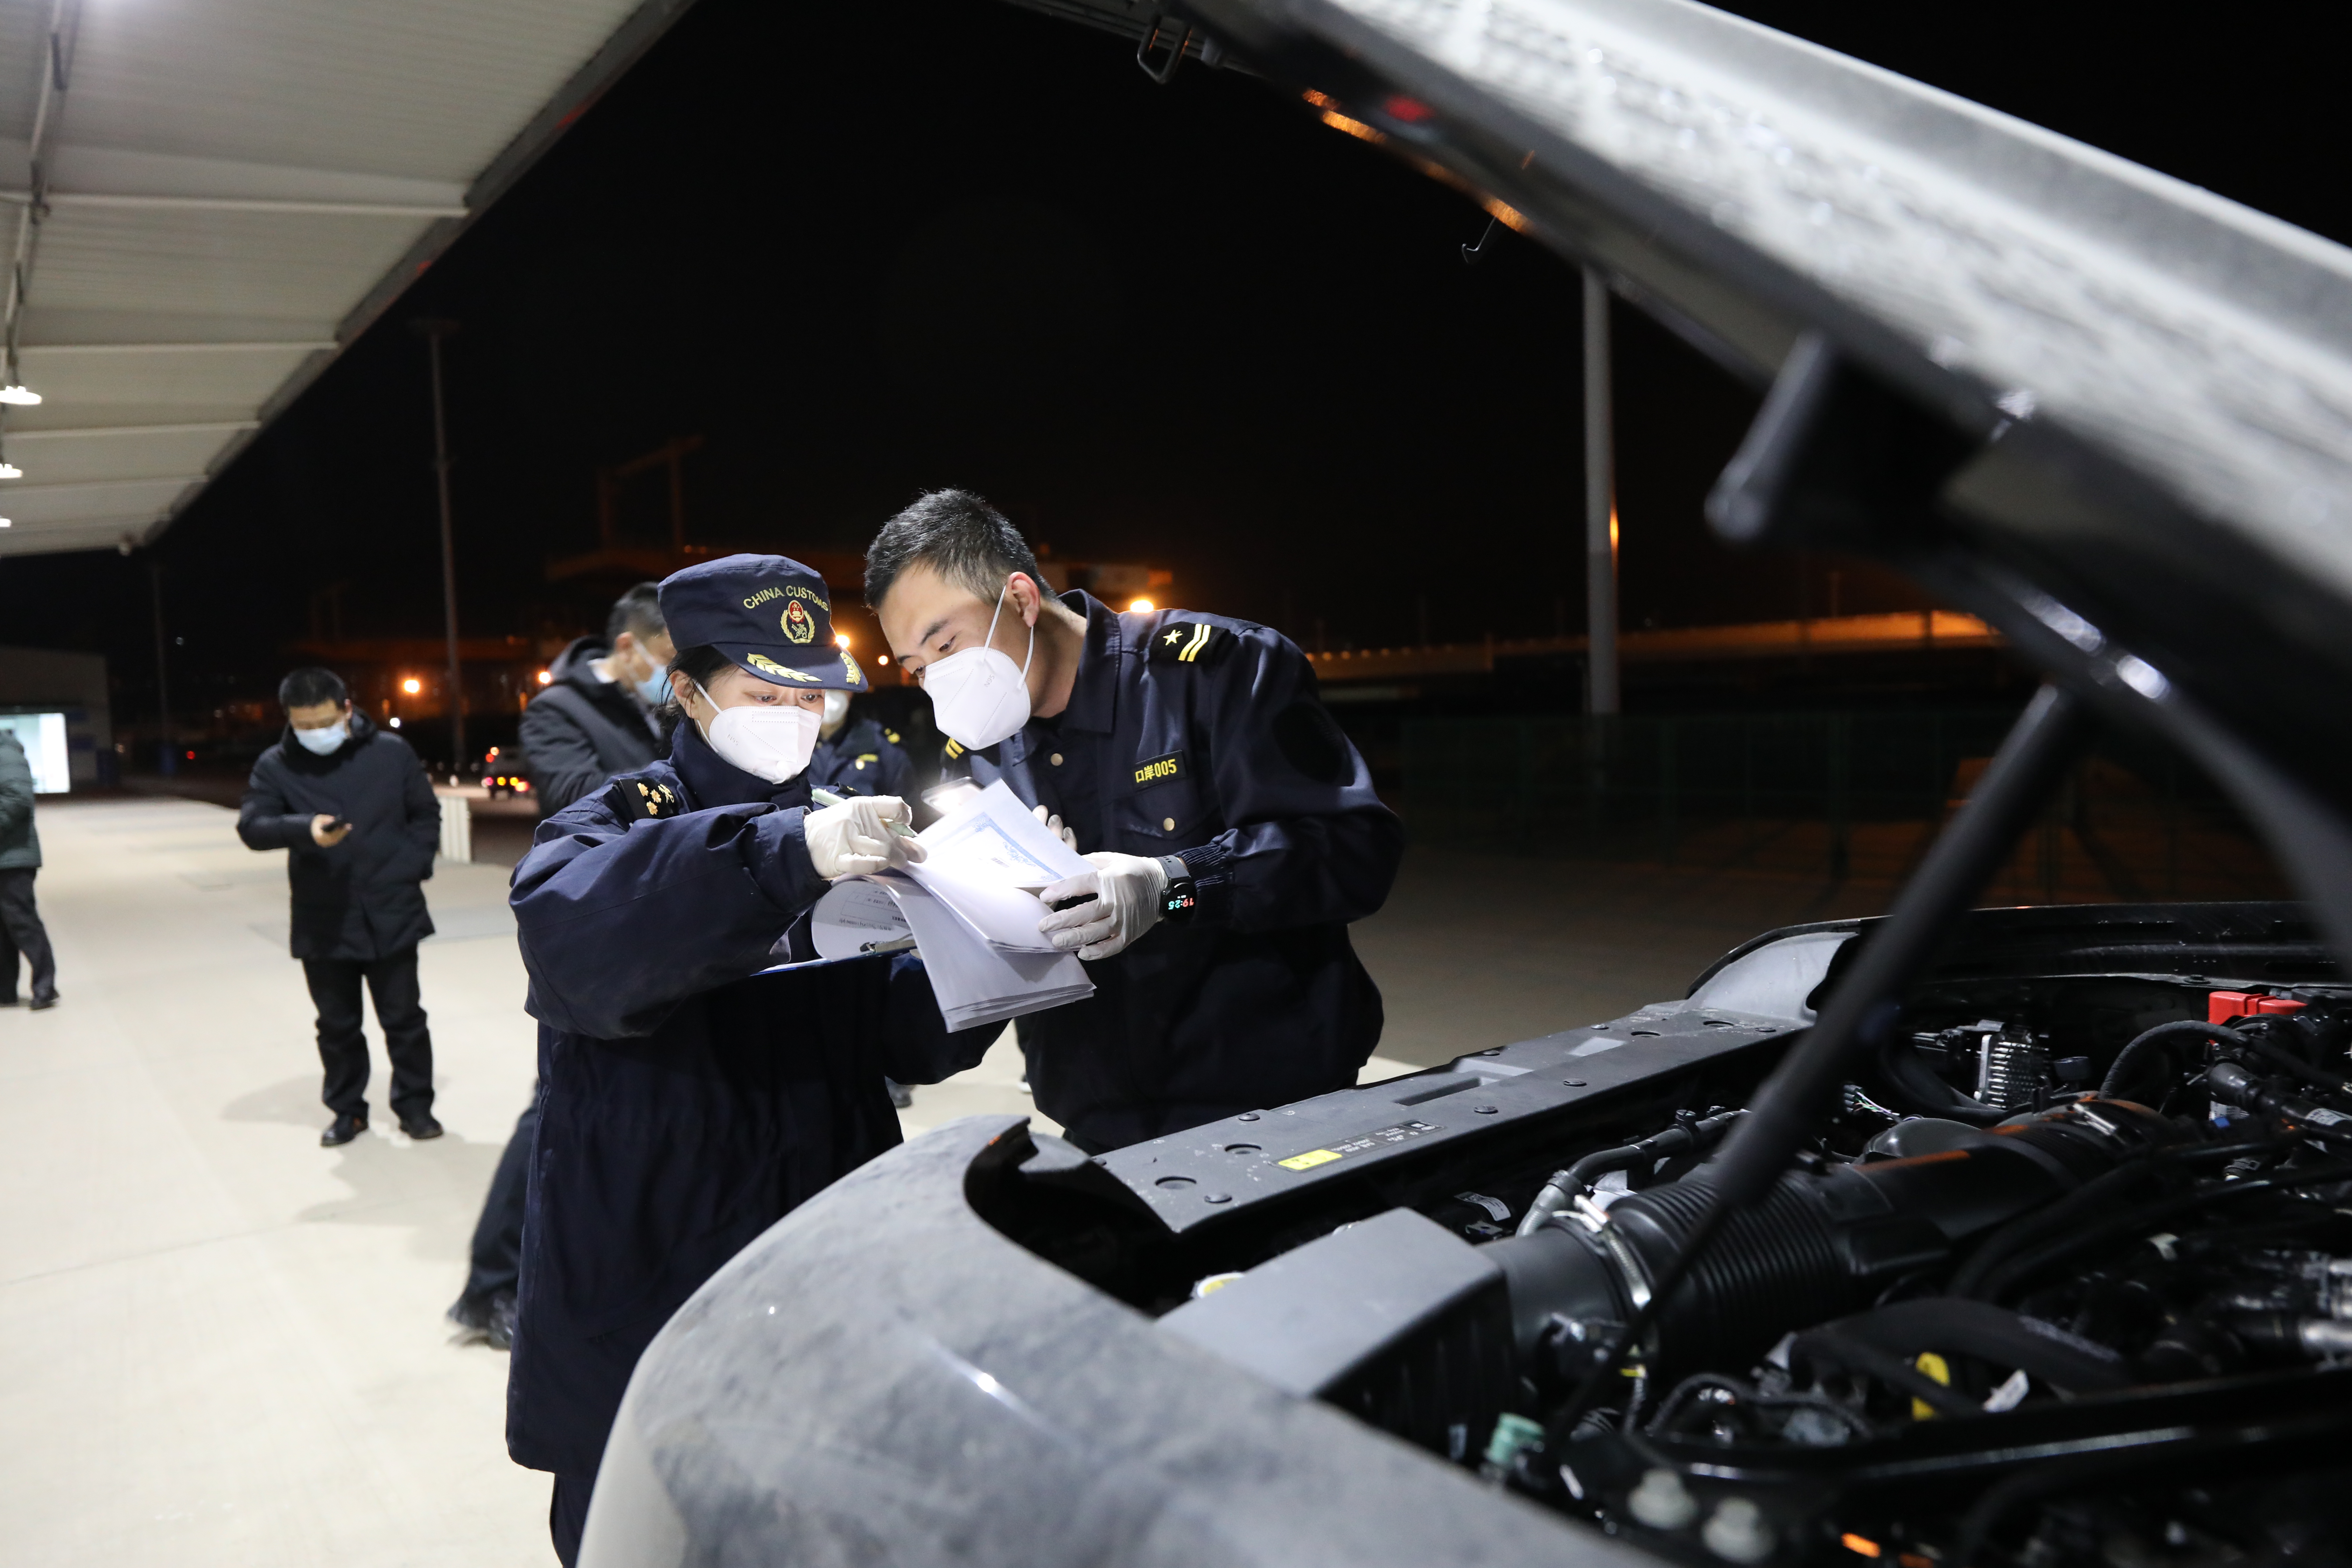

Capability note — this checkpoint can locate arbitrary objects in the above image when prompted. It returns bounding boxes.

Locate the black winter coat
[505,720,992,1478]
[520,636,664,814]
[237,712,441,960]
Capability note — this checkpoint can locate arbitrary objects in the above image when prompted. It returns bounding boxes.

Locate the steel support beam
[1583,267,1619,715]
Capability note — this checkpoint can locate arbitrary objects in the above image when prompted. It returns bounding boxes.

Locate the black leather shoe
[399,1114,444,1140]
[886,1078,913,1110]
[486,1294,517,1352]
[448,1290,517,1351]
[28,992,57,1011]
[321,1112,368,1147]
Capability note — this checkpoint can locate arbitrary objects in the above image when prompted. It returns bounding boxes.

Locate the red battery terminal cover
[2208,990,2308,1026]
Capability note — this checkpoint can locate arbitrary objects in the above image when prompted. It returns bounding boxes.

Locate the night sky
[0,0,2341,737]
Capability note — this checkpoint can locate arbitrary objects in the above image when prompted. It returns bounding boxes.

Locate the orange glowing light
[877,654,890,666]
[1841,1536,1882,1560]
[1609,507,1620,553]
[1127,597,1155,613]
[536,670,552,685]
[401,677,423,695]
[835,632,852,648]
[1319,108,1385,144]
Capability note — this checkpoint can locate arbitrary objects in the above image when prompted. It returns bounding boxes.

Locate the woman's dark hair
[659,644,736,739]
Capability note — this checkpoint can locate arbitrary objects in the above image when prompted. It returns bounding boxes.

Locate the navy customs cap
[657,554,870,692]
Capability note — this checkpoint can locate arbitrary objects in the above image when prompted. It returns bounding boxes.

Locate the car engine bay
[974,905,2352,1568]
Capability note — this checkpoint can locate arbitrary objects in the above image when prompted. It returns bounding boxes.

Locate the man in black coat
[237,667,446,1147]
[447,583,673,1349]
[520,582,672,814]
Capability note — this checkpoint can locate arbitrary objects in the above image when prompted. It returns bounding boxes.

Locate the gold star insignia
[1163,630,1183,645]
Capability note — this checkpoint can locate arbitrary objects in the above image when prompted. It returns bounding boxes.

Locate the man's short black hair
[278,667,348,710]
[864,489,1041,611]
[606,582,666,648]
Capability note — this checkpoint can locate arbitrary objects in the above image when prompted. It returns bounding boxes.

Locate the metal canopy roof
[0,0,693,557]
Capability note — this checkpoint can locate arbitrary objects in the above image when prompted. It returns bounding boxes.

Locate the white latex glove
[1037,851,1168,961]
[805,795,926,880]
[1031,803,1078,851]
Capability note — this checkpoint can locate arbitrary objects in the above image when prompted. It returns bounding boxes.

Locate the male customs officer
[868,490,1404,1152]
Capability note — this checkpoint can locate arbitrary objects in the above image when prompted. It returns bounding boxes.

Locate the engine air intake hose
[1483,1101,2167,1381]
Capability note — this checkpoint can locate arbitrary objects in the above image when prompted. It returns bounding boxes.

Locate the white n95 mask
[694,682,820,784]
[820,689,851,732]
[920,579,1035,749]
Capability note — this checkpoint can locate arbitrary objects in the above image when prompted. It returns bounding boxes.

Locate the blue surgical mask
[294,720,349,756]
[633,663,670,705]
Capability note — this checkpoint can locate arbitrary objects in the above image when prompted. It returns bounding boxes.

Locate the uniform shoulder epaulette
[943,737,965,761]
[1147,621,1233,667]
[606,775,683,822]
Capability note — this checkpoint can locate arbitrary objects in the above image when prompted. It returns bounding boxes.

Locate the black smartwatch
[1157,854,1197,921]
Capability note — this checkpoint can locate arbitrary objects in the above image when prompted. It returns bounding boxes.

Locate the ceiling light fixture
[0,383,38,406]
[0,461,20,480]
[0,516,12,528]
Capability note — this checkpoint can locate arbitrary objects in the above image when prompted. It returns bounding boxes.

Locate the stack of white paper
[810,782,1095,1031]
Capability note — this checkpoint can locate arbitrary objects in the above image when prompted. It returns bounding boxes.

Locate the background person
[0,727,58,1010]
[504,554,991,1564]
[449,582,673,1349]
[237,667,444,1147]
[807,687,924,1107]
[868,490,1404,1154]
[522,581,673,814]
[808,687,914,799]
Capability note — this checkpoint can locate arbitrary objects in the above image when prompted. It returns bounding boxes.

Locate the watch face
[1163,877,1198,917]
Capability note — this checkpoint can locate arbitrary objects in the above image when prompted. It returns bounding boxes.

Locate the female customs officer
[504,554,992,1563]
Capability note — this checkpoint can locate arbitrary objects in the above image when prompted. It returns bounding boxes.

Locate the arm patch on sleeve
[606,776,682,821]
[1272,699,1351,785]
[1147,622,1232,666]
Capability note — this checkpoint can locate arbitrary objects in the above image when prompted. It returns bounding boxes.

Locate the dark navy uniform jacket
[964,592,1402,1151]
[809,713,913,800]
[505,720,989,1478]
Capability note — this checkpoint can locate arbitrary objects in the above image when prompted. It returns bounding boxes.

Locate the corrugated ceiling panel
[8,2,636,181]
[29,207,429,324]
[8,424,254,485]
[12,343,330,432]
